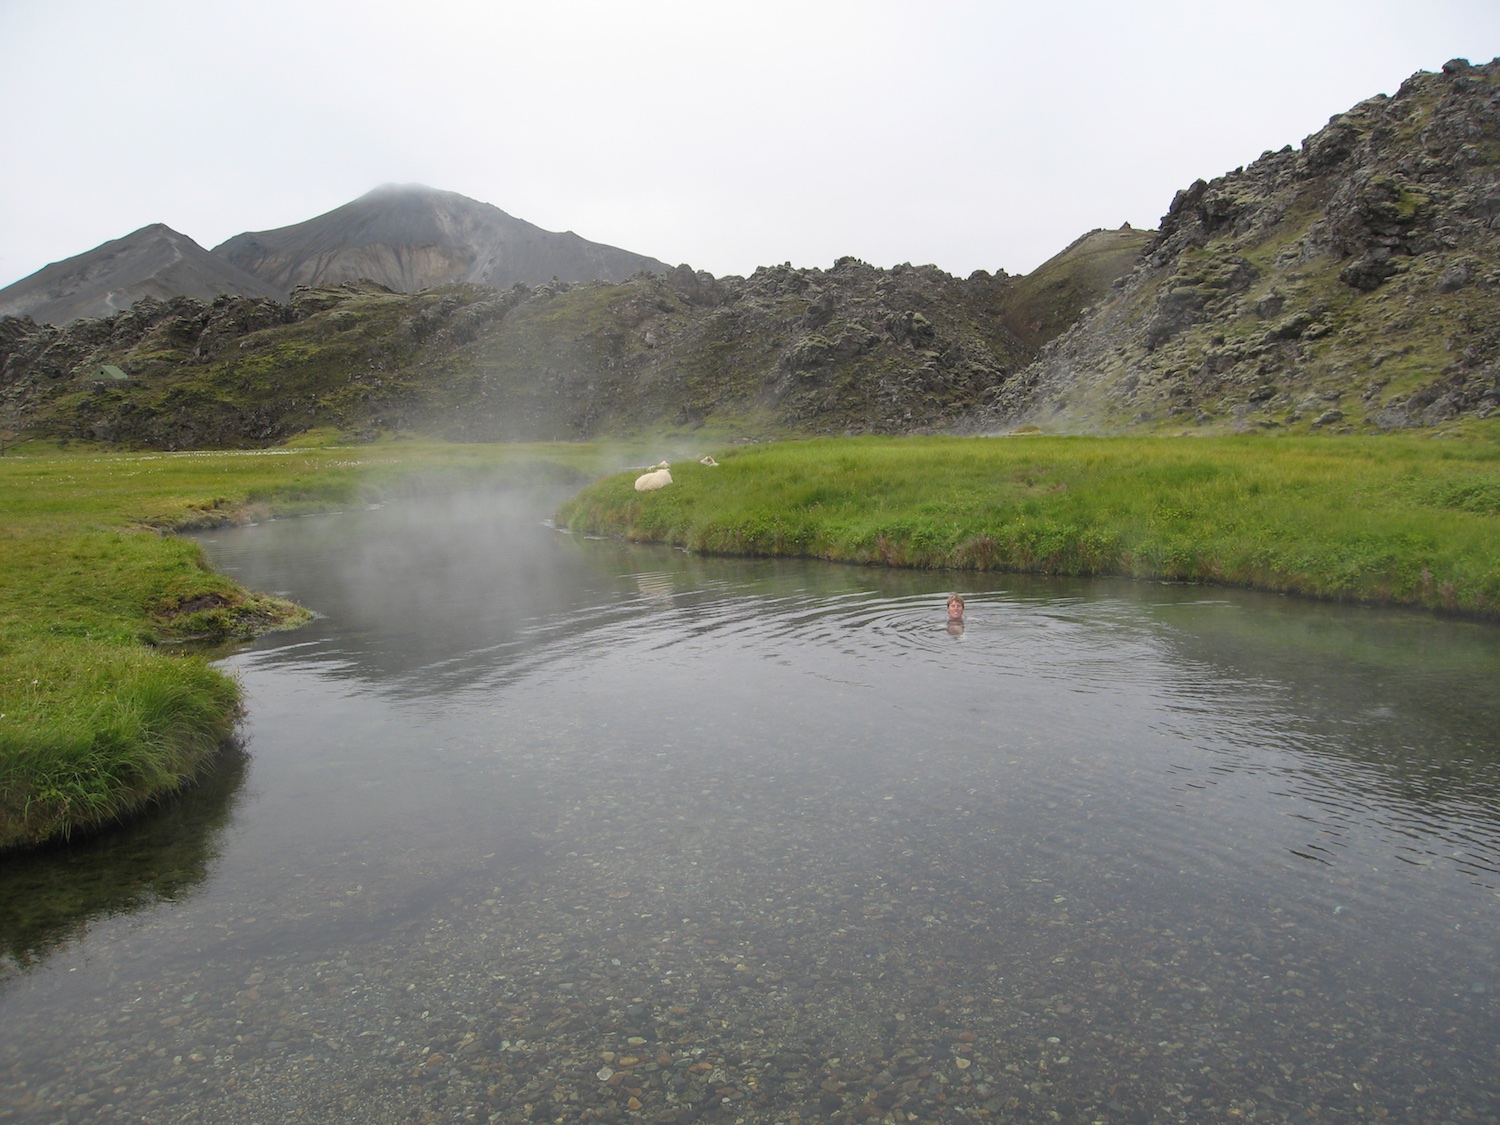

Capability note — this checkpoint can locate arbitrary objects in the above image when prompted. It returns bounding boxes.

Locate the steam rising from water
[202,489,1500,898]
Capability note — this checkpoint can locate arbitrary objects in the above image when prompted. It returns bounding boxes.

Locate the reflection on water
[0,743,248,970]
[1,487,1498,1123]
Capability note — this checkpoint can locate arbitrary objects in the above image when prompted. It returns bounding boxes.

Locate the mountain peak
[362,182,443,198]
[212,187,667,293]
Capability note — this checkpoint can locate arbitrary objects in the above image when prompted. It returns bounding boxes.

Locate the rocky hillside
[977,58,1500,434]
[0,231,1147,448]
[212,184,671,294]
[0,224,285,326]
[13,61,1492,447]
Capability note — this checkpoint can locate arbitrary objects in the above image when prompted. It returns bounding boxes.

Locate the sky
[1,0,1497,290]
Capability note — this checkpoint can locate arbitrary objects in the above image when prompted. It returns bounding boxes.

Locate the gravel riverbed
[4,720,1495,1125]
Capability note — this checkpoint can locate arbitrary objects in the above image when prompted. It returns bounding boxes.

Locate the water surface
[2,488,1497,1123]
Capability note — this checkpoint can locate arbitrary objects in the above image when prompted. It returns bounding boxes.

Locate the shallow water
[2,488,1498,1123]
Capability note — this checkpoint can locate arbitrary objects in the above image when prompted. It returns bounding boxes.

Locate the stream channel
[2,485,1499,1123]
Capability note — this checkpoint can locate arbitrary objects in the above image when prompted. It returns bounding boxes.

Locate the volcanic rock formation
[977,58,1500,434]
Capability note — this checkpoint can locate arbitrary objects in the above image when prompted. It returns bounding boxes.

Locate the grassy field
[559,431,1500,615]
[0,437,614,851]
[5,428,1499,850]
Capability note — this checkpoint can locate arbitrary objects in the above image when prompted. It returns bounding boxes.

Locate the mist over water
[2,486,1498,1122]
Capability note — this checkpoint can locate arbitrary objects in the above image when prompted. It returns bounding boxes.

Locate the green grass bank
[558,432,1500,615]
[6,429,1499,850]
[0,438,608,851]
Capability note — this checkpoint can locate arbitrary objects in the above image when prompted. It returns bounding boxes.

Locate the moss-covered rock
[977,58,1500,436]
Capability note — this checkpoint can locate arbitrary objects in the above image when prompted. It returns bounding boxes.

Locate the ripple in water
[2,495,1497,1122]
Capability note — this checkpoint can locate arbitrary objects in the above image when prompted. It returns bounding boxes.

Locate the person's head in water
[947,594,965,621]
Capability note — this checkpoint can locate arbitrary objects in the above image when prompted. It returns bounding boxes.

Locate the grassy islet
[559,431,1500,616]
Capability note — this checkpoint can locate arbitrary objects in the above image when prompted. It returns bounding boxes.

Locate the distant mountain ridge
[0,224,285,326]
[0,186,672,325]
[212,184,672,294]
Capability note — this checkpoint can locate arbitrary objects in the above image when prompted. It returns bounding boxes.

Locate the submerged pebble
[4,517,1498,1122]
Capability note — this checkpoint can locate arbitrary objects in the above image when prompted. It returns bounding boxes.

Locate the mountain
[976,57,1500,434]
[0,224,286,326]
[212,184,672,293]
[6,61,1496,447]
[0,186,674,327]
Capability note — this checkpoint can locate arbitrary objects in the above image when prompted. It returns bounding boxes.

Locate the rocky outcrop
[976,59,1500,434]
[212,184,671,294]
[0,244,1136,447]
[605,257,1031,436]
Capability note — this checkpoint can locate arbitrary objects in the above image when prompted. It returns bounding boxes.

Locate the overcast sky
[2,1,1497,290]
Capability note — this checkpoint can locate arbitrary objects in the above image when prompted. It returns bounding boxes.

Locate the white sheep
[634,468,673,492]
[699,455,719,466]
